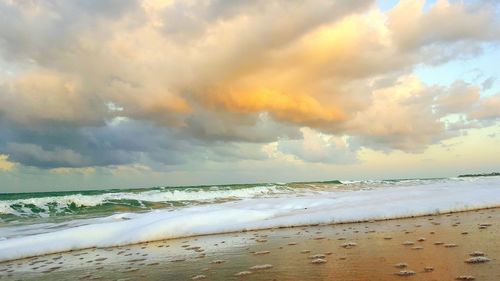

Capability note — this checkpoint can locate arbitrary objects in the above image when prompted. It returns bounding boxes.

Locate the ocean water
[0,176,499,262]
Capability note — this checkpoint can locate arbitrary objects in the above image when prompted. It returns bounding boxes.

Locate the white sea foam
[0,177,499,262]
[0,204,17,216]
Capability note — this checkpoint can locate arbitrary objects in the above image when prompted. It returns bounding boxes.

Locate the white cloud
[0,0,499,170]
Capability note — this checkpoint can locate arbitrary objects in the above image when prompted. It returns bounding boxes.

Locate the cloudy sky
[0,0,499,192]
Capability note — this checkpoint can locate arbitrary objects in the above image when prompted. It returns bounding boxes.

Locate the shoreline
[1,205,499,265]
[1,207,498,280]
[2,177,499,263]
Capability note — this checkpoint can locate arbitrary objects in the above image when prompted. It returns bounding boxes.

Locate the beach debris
[313,236,325,240]
[433,242,444,245]
[384,237,393,240]
[191,275,207,280]
[309,254,326,259]
[394,263,408,269]
[122,268,139,273]
[41,266,62,273]
[456,275,475,280]
[465,256,491,264]
[253,251,270,255]
[288,242,298,246]
[256,239,267,243]
[478,223,491,229]
[211,259,226,264]
[249,264,273,270]
[311,258,327,264]
[396,270,416,276]
[234,271,253,276]
[170,258,185,262]
[127,258,146,263]
[469,251,485,257]
[444,243,458,248]
[417,237,426,242]
[424,266,434,272]
[402,241,414,246]
[340,242,357,249]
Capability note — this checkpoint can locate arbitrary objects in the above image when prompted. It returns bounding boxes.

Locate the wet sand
[0,208,498,281]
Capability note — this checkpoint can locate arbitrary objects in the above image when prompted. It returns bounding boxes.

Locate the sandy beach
[1,207,498,281]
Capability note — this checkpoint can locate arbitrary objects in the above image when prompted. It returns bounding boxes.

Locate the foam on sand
[0,177,499,262]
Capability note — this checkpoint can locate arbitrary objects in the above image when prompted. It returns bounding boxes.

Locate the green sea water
[0,178,448,226]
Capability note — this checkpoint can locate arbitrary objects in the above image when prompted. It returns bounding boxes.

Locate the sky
[0,0,499,192]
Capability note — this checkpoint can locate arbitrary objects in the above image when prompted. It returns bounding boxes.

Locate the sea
[0,176,499,262]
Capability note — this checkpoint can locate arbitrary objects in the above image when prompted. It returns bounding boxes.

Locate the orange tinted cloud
[203,88,346,125]
[0,155,15,171]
